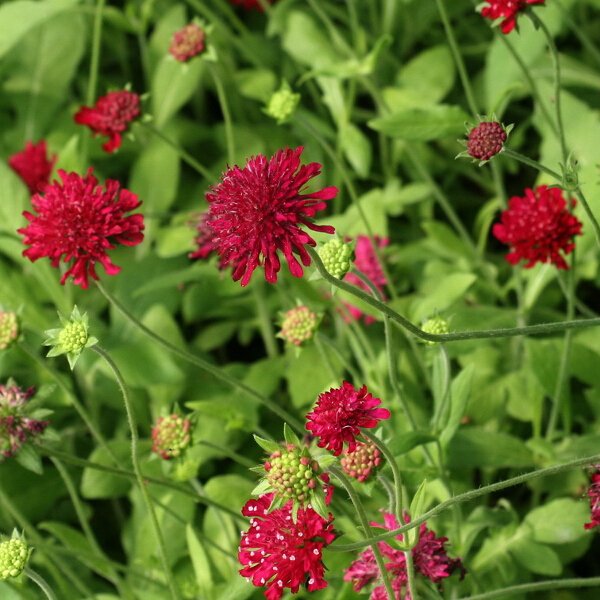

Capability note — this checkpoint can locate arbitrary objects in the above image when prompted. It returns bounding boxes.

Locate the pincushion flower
[343,235,389,324]
[205,146,337,286]
[481,0,546,34]
[238,493,336,600]
[305,381,390,456]
[8,140,56,194]
[189,210,219,260]
[74,90,141,153]
[344,512,465,600]
[18,168,144,289]
[492,185,582,270]
[169,23,205,61]
[584,466,600,530]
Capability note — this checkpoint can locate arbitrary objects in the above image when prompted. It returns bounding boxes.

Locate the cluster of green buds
[318,237,353,279]
[43,306,98,369]
[421,316,449,345]
[151,414,192,460]
[340,440,383,483]
[251,425,334,519]
[0,531,31,580]
[263,81,300,125]
[278,306,319,347]
[0,311,18,350]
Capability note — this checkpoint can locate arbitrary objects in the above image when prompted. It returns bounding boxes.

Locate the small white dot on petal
[313,549,320,555]
[308,578,314,584]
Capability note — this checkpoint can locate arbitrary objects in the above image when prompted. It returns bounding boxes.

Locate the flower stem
[24,567,58,600]
[329,465,396,600]
[208,62,235,165]
[94,280,304,432]
[330,452,600,551]
[404,548,418,600]
[574,188,600,250]
[307,246,600,342]
[252,280,278,358]
[90,345,180,600]
[501,148,562,181]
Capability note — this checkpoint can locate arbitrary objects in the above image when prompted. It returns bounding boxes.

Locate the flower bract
[205,146,337,286]
[8,140,56,194]
[492,185,582,270]
[18,168,144,288]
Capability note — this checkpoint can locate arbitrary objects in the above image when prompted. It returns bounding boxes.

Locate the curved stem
[329,452,600,551]
[90,346,180,600]
[307,246,600,342]
[574,188,600,251]
[95,280,304,432]
[501,148,562,181]
[252,280,278,359]
[24,567,58,600]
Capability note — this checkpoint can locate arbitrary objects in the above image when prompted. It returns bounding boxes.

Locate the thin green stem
[461,576,600,600]
[90,346,180,600]
[329,452,600,552]
[95,280,304,432]
[208,62,235,165]
[403,549,418,600]
[24,567,58,600]
[315,333,362,383]
[329,465,396,600]
[555,0,600,67]
[434,0,478,117]
[252,281,278,359]
[574,188,600,250]
[430,344,452,434]
[307,246,600,342]
[502,148,562,181]
[140,122,216,181]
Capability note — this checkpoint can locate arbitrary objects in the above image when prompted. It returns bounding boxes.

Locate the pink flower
[0,382,49,460]
[169,23,205,62]
[492,186,582,270]
[481,0,546,34]
[229,0,278,10]
[205,146,336,286]
[74,90,141,153]
[18,168,144,289]
[344,512,465,600]
[584,467,600,530]
[343,236,389,324]
[8,141,57,194]
[238,494,336,600]
[305,381,390,456]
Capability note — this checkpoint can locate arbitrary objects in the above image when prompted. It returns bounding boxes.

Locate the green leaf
[80,441,132,499]
[523,498,590,544]
[14,444,43,475]
[368,105,469,141]
[408,480,428,546]
[186,524,214,599]
[440,364,474,447]
[339,122,372,178]
[510,535,562,576]
[253,435,281,455]
[283,423,300,447]
[0,0,80,59]
[387,431,437,456]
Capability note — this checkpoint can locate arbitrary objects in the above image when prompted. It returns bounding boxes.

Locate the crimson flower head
[169,23,205,62]
[74,90,140,153]
[344,512,465,600]
[238,493,336,600]
[8,141,57,194]
[229,0,278,10]
[18,168,144,289]
[305,381,390,456]
[584,466,600,530]
[343,235,389,324]
[492,185,582,270]
[189,210,219,260]
[481,0,546,34]
[205,146,337,286]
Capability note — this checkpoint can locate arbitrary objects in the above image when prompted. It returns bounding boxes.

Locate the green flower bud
[0,312,19,350]
[279,306,319,346]
[422,316,449,345]
[264,81,300,125]
[152,414,192,460]
[0,535,30,580]
[318,238,353,279]
[340,440,383,483]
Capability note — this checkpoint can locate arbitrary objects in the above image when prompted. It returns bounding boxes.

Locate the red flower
[492,186,582,270]
[238,494,336,600]
[18,168,144,289]
[205,146,337,286]
[8,141,57,194]
[305,381,390,456]
[343,235,389,324]
[169,23,205,62]
[481,0,546,35]
[189,210,219,260]
[229,0,278,10]
[344,512,465,600]
[584,467,600,530]
[74,90,140,153]
[466,121,507,161]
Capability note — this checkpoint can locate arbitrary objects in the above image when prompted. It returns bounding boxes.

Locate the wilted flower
[279,306,319,347]
[18,168,144,288]
[0,382,49,460]
[238,493,336,600]
[8,141,56,194]
[151,414,192,459]
[344,512,465,600]
[480,0,546,34]
[205,146,336,286]
[169,23,206,62]
[0,532,31,580]
[306,381,390,456]
[74,90,141,153]
[492,185,582,270]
